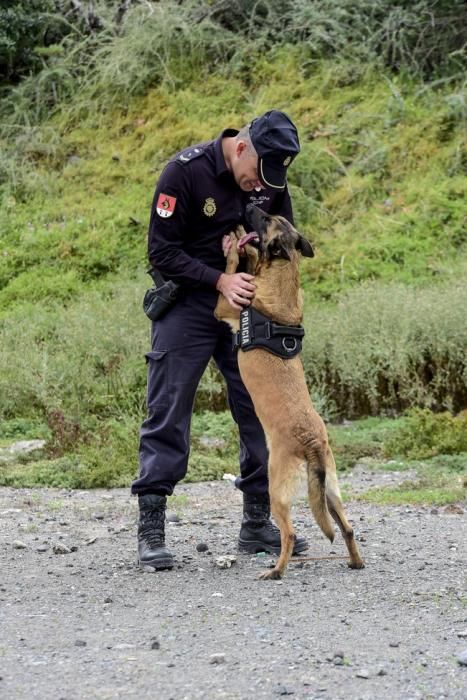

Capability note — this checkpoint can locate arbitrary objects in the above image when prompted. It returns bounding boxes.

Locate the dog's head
[240,204,314,262]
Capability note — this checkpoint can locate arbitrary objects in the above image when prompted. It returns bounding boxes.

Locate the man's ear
[236,140,248,158]
[296,236,314,258]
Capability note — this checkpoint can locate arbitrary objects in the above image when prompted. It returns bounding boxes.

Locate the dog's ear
[267,238,292,261]
[296,236,314,258]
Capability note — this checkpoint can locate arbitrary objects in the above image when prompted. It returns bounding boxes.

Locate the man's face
[231,141,265,192]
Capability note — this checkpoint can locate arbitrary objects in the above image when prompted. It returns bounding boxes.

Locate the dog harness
[233,307,304,359]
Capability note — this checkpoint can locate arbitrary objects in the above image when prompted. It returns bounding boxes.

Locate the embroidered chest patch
[156,193,177,218]
[203,197,216,217]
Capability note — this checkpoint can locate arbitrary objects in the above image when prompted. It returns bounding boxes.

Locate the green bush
[0,274,230,421]
[303,279,467,417]
[383,408,467,459]
[0,417,49,441]
[72,416,141,488]
[2,0,465,135]
[0,277,149,419]
[0,1,55,81]
[0,450,135,489]
[0,267,83,307]
[1,275,465,425]
[282,0,466,78]
[0,410,241,489]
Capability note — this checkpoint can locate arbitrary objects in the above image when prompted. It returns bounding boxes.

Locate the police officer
[132,110,308,569]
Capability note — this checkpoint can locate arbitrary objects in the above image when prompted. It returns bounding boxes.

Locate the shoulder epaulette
[175,146,205,165]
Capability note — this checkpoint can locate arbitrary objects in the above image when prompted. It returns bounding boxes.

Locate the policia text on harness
[233,307,304,359]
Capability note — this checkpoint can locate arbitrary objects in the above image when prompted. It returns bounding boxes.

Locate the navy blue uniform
[131,129,294,497]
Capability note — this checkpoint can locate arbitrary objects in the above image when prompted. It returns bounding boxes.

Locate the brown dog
[215,204,364,579]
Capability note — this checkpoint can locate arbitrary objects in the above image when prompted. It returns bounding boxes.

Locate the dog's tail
[306,462,335,542]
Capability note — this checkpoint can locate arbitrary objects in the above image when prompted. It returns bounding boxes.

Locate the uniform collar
[214,128,238,177]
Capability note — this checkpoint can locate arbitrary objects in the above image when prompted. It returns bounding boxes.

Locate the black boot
[137,494,174,570]
[238,493,308,555]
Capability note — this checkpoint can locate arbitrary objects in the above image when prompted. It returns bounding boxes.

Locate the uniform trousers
[131,288,269,497]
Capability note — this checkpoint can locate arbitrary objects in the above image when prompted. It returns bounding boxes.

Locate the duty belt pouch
[143,269,180,321]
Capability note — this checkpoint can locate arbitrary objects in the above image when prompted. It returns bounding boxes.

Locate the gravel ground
[1,469,466,700]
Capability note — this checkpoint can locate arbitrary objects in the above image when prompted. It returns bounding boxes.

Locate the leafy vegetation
[327,416,402,471]
[383,408,467,460]
[1,1,465,198]
[1,275,465,425]
[0,1,55,82]
[0,410,238,489]
[1,412,465,506]
[302,280,467,418]
[1,55,465,298]
[0,1,466,496]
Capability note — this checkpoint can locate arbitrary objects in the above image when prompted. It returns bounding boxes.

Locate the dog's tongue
[238,231,259,248]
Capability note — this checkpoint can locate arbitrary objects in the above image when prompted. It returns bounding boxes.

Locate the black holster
[143,269,180,321]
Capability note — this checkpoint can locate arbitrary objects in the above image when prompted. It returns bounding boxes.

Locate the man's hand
[216,272,255,310]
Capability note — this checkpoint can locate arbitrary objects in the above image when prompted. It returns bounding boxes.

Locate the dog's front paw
[234,224,247,241]
[223,232,240,270]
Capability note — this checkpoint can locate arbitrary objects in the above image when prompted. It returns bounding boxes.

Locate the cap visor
[259,159,287,190]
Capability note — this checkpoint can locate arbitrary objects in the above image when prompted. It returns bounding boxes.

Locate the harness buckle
[282,337,298,353]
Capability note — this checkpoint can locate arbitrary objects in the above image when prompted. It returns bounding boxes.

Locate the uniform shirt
[147,129,294,289]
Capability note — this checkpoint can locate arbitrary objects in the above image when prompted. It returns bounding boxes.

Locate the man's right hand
[216,273,256,310]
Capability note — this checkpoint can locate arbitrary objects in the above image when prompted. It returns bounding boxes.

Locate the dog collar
[233,307,304,359]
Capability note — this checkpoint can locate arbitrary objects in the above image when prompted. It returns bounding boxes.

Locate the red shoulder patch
[156,193,177,218]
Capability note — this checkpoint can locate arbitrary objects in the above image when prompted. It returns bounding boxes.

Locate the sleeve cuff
[200,267,223,288]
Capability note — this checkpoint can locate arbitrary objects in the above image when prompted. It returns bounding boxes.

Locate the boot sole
[238,538,309,556]
[138,556,174,571]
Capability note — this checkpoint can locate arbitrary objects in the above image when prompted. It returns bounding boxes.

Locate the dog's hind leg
[259,449,298,580]
[325,457,365,569]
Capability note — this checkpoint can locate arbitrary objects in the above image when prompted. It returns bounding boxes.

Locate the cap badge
[156,193,177,218]
[283,156,292,166]
[203,197,216,217]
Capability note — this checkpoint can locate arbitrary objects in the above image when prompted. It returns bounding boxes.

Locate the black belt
[233,307,304,359]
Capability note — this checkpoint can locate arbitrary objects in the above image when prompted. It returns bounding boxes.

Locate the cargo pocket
[145,350,169,408]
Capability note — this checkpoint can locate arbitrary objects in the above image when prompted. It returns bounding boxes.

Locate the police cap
[249,110,300,190]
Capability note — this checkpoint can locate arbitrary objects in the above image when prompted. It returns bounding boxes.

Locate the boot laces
[139,506,165,549]
[263,518,279,533]
[245,502,279,532]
